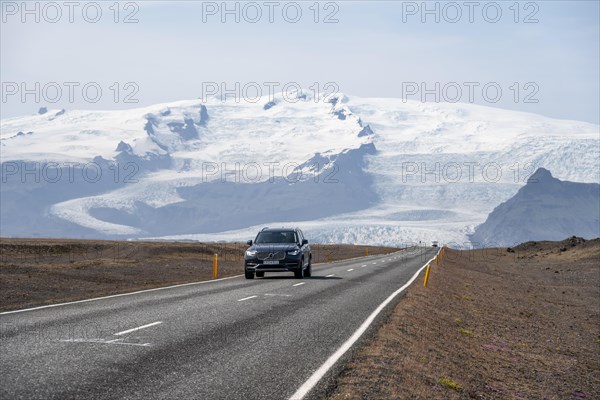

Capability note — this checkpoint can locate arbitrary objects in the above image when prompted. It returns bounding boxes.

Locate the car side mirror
[246,240,253,246]
[302,239,308,245]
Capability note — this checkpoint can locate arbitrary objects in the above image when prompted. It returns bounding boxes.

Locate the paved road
[0,246,438,400]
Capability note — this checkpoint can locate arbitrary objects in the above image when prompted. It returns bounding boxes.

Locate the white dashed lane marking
[114,321,163,336]
[238,295,258,302]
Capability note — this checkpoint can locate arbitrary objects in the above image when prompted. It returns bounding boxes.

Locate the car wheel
[294,259,304,279]
[304,257,312,277]
[256,271,265,278]
[245,271,255,279]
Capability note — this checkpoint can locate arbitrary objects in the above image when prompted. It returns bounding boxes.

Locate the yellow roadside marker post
[213,253,218,279]
[435,254,439,265]
[366,247,369,257]
[424,263,431,287]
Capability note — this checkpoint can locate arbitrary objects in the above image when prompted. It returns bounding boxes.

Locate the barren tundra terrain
[329,237,600,400]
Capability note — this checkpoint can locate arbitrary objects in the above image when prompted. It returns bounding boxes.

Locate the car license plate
[263,260,279,265]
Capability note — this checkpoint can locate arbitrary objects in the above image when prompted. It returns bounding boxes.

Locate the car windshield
[255,231,297,244]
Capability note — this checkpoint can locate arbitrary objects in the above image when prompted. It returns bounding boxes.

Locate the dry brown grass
[0,238,398,311]
[329,238,600,400]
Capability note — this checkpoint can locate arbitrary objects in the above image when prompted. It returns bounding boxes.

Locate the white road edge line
[114,321,163,336]
[292,282,305,287]
[325,274,335,278]
[238,295,258,302]
[361,265,367,268]
[289,249,441,400]
[0,274,244,315]
[347,268,354,272]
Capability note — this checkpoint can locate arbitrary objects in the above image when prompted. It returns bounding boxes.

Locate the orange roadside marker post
[424,264,431,287]
[212,253,218,279]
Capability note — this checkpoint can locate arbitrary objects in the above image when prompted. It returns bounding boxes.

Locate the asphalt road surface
[1,246,438,400]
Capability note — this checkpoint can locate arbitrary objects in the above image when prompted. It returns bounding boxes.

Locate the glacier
[1,92,598,246]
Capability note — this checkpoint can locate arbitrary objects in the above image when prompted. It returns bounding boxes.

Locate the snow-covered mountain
[470,168,600,246]
[1,93,598,246]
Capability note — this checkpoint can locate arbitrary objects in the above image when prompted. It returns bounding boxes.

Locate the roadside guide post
[213,253,218,279]
[424,263,431,287]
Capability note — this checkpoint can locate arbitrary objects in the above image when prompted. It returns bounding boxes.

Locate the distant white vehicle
[432,241,439,247]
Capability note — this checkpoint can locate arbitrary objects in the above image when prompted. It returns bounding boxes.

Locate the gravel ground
[328,237,600,400]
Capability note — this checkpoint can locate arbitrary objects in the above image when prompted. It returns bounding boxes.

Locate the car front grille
[257,251,286,261]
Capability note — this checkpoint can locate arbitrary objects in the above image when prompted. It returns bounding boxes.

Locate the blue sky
[1,1,599,123]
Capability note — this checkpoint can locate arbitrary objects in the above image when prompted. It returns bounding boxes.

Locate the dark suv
[244,227,312,279]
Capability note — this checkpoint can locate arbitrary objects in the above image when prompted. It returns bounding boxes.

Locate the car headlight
[287,249,300,256]
[246,249,257,257]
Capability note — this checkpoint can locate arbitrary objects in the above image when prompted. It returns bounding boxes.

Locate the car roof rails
[261,227,269,231]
